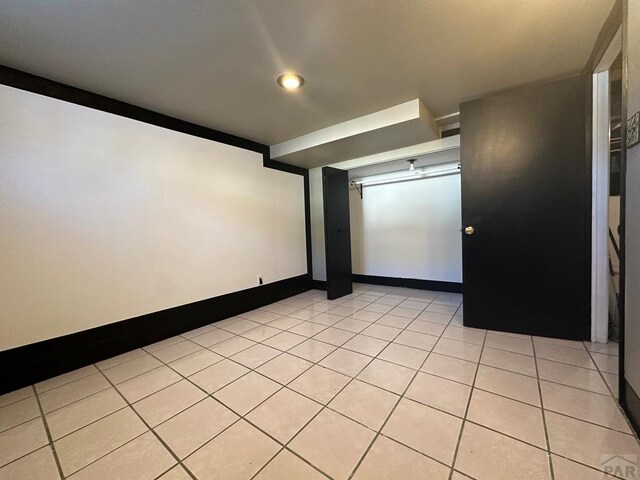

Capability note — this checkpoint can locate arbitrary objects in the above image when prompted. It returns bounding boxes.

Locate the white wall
[310,167,326,281]
[0,85,306,351]
[349,173,462,282]
[625,0,640,394]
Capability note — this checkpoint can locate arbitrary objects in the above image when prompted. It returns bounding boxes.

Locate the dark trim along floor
[0,274,311,395]
[311,280,328,290]
[623,379,640,438]
[352,274,463,293]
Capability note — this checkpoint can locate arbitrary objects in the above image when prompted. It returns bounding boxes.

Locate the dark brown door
[460,75,589,340]
[323,166,353,300]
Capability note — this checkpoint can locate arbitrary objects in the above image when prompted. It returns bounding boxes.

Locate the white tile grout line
[344,301,463,480]
[234,293,435,459]
[0,353,622,476]
[446,305,486,480]
[245,290,450,479]
[0,287,629,479]
[531,334,556,480]
[94,367,201,480]
[143,287,452,480]
[134,300,371,479]
[583,344,640,441]
[0,304,604,477]
[31,384,66,480]
[146,290,620,475]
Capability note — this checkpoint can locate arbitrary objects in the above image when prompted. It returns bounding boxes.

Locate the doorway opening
[592,28,622,343]
[608,54,623,342]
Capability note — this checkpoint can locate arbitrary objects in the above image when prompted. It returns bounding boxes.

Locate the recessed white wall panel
[349,174,462,282]
[0,85,306,350]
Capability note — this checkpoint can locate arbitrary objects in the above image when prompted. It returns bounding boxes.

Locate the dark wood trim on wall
[0,65,315,393]
[623,380,640,435]
[584,75,595,342]
[264,158,313,278]
[0,275,311,395]
[352,274,463,294]
[619,0,630,411]
[311,280,327,290]
[0,65,267,155]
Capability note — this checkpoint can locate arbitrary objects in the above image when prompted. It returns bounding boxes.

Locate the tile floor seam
[186,365,335,477]
[35,375,113,408]
[164,355,226,379]
[477,343,536,358]
[145,338,205,364]
[531,336,556,480]
[451,469,478,480]
[0,445,60,474]
[151,465,185,480]
[312,290,437,479]
[149,348,257,391]
[252,445,334,480]
[34,368,100,395]
[452,417,553,451]
[99,354,245,424]
[37,383,122,417]
[0,406,42,436]
[476,360,539,379]
[549,452,631,480]
[96,366,202,480]
[94,364,200,480]
[375,431,463,474]
[46,403,130,443]
[537,374,617,397]
[249,294,441,375]
[141,325,345,480]
[583,344,638,440]
[0,391,37,410]
[32,384,66,479]
[111,366,184,404]
[541,407,635,435]
[535,356,600,372]
[467,383,631,434]
[346,295,459,480]
[63,429,150,477]
[446,303,486,480]
[246,289,443,480]
[102,363,169,387]
[582,342,621,397]
[6,289,569,480]
[233,294,630,479]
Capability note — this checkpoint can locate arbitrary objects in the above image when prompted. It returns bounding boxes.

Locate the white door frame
[591,27,622,343]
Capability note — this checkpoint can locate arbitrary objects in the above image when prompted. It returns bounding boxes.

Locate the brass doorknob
[464,226,475,235]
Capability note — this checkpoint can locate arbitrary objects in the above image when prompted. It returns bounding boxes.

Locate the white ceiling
[0,0,614,147]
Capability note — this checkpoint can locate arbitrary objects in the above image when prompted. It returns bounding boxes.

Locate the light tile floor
[0,284,634,480]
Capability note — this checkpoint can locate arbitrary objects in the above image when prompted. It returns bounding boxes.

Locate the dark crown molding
[0,65,315,394]
[0,65,268,155]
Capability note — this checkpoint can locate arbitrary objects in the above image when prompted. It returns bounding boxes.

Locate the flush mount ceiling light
[277,73,304,91]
